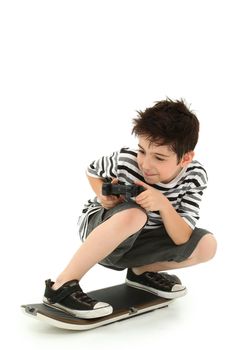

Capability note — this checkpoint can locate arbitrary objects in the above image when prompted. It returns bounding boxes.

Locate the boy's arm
[159,198,193,244]
[87,174,104,198]
[135,181,193,245]
[87,175,123,209]
[86,150,120,208]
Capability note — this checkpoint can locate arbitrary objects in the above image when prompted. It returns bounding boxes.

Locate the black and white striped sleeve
[178,168,208,229]
[86,151,119,180]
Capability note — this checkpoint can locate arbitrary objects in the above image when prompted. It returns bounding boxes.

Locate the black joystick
[102,183,145,199]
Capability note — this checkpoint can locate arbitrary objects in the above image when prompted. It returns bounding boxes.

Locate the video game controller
[102,183,145,199]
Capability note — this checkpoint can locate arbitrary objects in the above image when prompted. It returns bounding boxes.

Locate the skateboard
[21,283,173,331]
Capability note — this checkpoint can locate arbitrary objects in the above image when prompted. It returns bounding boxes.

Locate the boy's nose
[141,157,152,170]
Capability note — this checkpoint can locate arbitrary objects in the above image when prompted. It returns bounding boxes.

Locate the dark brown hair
[132,98,199,161]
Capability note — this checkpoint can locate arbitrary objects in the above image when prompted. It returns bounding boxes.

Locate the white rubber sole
[42,297,113,319]
[125,279,187,299]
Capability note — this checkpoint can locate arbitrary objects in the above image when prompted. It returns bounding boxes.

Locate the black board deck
[21,283,172,330]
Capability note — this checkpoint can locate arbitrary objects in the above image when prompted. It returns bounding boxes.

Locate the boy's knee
[195,233,217,263]
[116,207,147,230]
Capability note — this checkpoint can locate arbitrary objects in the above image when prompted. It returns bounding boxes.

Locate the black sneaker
[43,279,113,318]
[125,269,187,299]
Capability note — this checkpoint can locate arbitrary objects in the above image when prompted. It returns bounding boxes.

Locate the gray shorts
[83,200,211,271]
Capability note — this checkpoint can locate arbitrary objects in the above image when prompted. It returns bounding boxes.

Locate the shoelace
[72,290,98,306]
[145,272,176,288]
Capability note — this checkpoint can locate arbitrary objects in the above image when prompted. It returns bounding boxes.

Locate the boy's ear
[180,151,194,167]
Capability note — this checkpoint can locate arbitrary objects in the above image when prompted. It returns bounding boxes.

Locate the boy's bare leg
[132,233,217,275]
[53,208,147,289]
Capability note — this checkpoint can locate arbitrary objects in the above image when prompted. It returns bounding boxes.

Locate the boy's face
[137,136,194,184]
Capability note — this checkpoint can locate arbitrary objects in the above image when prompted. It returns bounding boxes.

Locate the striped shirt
[79,147,208,241]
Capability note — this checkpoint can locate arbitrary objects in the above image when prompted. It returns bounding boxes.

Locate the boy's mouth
[144,172,158,177]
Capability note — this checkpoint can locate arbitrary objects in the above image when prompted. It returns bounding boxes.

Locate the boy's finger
[111,178,118,184]
[134,180,151,190]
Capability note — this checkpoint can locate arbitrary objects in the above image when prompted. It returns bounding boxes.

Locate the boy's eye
[155,156,165,161]
[138,150,165,161]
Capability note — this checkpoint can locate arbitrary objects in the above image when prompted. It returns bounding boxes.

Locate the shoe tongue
[52,279,82,303]
[62,279,80,288]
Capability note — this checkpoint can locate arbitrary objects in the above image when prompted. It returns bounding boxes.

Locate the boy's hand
[99,178,124,209]
[135,180,166,212]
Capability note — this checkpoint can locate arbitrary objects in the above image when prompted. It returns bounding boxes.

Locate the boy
[43,99,217,319]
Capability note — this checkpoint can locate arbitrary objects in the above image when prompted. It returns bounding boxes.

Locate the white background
[0,0,232,349]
